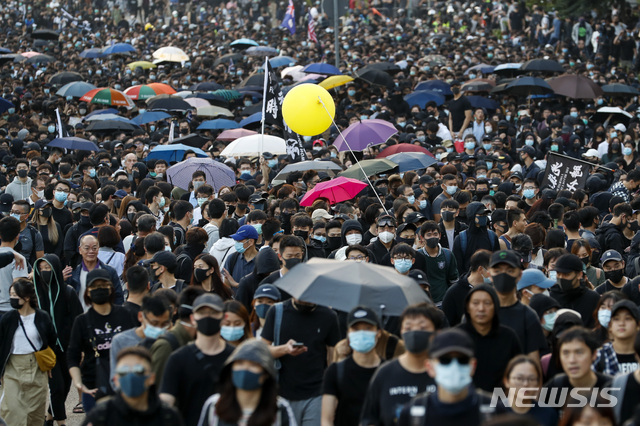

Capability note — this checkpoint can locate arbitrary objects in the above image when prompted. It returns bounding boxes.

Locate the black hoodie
[236,248,282,311]
[596,221,628,258]
[457,284,522,392]
[548,282,599,328]
[33,254,83,351]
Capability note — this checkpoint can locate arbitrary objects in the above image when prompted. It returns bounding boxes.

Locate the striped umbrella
[80,88,134,107]
[124,84,159,100]
[147,83,176,95]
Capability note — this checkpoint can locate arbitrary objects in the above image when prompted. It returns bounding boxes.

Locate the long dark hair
[223,300,252,343]
[190,254,234,300]
[11,277,38,308]
[215,363,279,426]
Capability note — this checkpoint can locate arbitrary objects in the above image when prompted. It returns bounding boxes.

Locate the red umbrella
[377,144,434,158]
[300,177,367,207]
[80,88,134,107]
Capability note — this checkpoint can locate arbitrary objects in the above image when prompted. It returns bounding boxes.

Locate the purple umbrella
[332,119,398,152]
[166,157,236,191]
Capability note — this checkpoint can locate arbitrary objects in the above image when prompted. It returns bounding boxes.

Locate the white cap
[614,123,627,133]
[582,148,600,159]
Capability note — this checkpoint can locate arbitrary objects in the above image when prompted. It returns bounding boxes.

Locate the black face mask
[293,230,309,240]
[80,216,91,225]
[193,268,209,283]
[40,270,53,284]
[284,258,302,270]
[476,190,489,199]
[127,213,136,223]
[327,236,342,251]
[227,205,236,216]
[605,268,624,284]
[133,170,140,180]
[580,257,590,266]
[196,316,221,336]
[441,211,455,222]
[492,273,517,293]
[40,208,52,218]
[426,237,439,249]
[9,298,22,310]
[17,169,28,178]
[451,87,460,95]
[629,221,640,232]
[559,277,575,292]
[402,330,433,354]
[90,288,110,305]
[397,237,414,246]
[294,300,316,313]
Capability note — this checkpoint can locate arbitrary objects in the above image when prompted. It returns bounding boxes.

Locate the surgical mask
[426,237,439,249]
[598,309,611,328]
[150,125,156,132]
[118,372,149,398]
[417,135,426,142]
[197,197,207,207]
[251,224,263,235]
[346,234,362,245]
[10,213,21,222]
[486,161,493,169]
[523,189,535,199]
[144,324,167,339]
[446,186,458,195]
[196,317,221,336]
[542,312,556,332]
[348,330,377,353]
[268,159,277,168]
[464,142,475,150]
[88,169,96,178]
[398,121,406,128]
[548,270,557,281]
[492,273,516,293]
[525,139,534,146]
[348,90,356,97]
[394,258,412,274]
[255,304,270,319]
[54,191,68,203]
[232,369,262,390]
[312,235,326,244]
[570,112,578,118]
[623,147,633,156]
[378,231,394,244]
[402,330,432,353]
[235,241,247,253]
[476,174,486,179]
[419,200,427,209]
[442,211,455,222]
[550,145,559,152]
[483,143,492,151]
[284,258,302,270]
[611,132,618,138]
[303,136,312,142]
[221,326,245,342]
[434,359,473,394]
[244,100,252,106]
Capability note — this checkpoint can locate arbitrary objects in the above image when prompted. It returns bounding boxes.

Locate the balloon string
[317,96,390,215]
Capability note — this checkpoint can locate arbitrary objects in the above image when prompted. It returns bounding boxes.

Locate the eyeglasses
[81,246,99,252]
[348,255,366,262]
[393,255,412,260]
[438,355,470,365]
[55,188,70,193]
[510,376,538,385]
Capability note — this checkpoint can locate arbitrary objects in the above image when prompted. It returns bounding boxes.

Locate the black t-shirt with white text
[617,352,639,375]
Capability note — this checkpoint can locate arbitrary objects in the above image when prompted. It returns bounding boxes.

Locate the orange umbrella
[80,88,135,107]
[147,82,176,95]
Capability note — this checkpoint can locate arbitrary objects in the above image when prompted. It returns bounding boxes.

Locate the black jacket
[438,220,468,250]
[596,221,628,258]
[0,308,57,376]
[366,238,395,266]
[82,391,184,426]
[549,283,600,328]
[236,248,281,312]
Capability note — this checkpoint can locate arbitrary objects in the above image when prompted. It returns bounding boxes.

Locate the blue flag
[280,0,296,35]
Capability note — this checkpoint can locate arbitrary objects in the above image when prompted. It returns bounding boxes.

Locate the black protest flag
[261,59,306,162]
[541,153,590,192]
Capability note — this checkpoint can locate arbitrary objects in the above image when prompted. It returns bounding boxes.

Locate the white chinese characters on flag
[541,153,589,192]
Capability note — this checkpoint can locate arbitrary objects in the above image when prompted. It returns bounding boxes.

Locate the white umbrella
[152,46,189,63]
[196,105,234,118]
[184,98,210,108]
[596,106,633,118]
[281,65,305,81]
[221,134,287,156]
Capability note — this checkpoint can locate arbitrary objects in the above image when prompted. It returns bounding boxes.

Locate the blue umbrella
[102,43,136,55]
[131,111,171,125]
[269,56,296,68]
[388,152,437,172]
[56,81,96,98]
[302,63,341,75]
[79,48,105,59]
[166,157,236,191]
[48,137,99,152]
[466,96,499,110]
[240,112,262,128]
[230,38,259,49]
[0,98,13,113]
[414,80,452,96]
[0,48,11,54]
[404,90,445,108]
[197,119,239,130]
[146,144,208,162]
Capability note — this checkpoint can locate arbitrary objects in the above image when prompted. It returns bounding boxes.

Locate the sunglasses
[438,355,471,365]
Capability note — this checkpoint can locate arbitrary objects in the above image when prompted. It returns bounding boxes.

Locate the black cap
[150,251,177,270]
[262,151,275,159]
[347,306,381,328]
[529,294,561,319]
[0,193,13,213]
[429,329,474,358]
[419,175,435,185]
[611,300,640,322]
[490,250,522,269]
[253,284,281,301]
[466,201,488,218]
[404,212,425,224]
[86,269,112,287]
[553,254,584,273]
[408,269,429,287]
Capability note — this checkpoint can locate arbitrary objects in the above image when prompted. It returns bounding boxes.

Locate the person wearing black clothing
[398,329,509,426]
[597,249,628,295]
[442,250,492,326]
[34,254,83,425]
[456,285,522,392]
[596,203,632,256]
[447,80,473,139]
[123,265,150,326]
[610,332,640,424]
[438,203,468,250]
[63,203,94,267]
[453,202,499,275]
[68,269,136,414]
[366,215,397,266]
[160,293,233,426]
[549,254,600,328]
[235,246,281,312]
[83,346,184,426]
[321,306,382,426]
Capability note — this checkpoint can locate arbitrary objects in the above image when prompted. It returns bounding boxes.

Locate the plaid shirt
[609,181,631,203]
[593,342,620,376]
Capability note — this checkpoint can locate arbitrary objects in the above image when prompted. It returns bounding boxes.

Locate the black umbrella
[49,72,83,87]
[85,120,139,132]
[189,81,223,92]
[147,96,194,113]
[31,29,59,40]
[0,54,22,65]
[241,103,262,117]
[355,69,394,88]
[238,73,266,88]
[25,54,55,65]
[359,62,402,74]
[169,133,210,148]
[602,83,640,97]
[521,59,564,73]
[505,77,554,96]
[213,53,243,66]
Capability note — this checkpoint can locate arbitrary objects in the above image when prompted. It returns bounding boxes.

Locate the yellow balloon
[282,84,335,136]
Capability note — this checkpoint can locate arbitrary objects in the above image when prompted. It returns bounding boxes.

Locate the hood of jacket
[463,284,501,332]
[341,219,363,246]
[255,247,280,276]
[213,236,235,251]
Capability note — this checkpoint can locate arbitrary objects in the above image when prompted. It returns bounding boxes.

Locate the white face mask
[345,234,362,246]
[378,231,394,244]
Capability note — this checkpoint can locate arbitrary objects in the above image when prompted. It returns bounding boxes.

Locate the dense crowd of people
[2,0,640,425]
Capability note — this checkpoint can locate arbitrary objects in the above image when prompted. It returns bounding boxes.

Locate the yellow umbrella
[319,75,354,90]
[126,61,157,70]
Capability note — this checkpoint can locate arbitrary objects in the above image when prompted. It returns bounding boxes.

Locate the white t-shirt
[13,313,42,354]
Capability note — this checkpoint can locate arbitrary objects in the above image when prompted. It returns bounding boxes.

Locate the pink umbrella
[216,128,258,142]
[300,176,368,207]
[20,51,40,58]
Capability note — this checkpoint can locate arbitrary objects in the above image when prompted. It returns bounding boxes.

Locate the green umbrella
[212,89,242,101]
[338,159,398,181]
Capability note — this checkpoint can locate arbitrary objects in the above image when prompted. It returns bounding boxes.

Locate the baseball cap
[113,189,128,198]
[429,329,474,358]
[193,293,224,313]
[582,149,600,159]
[610,300,640,322]
[408,269,429,288]
[0,193,13,213]
[600,249,623,265]
[466,201,488,218]
[347,306,381,328]
[230,224,259,241]
[86,269,112,287]
[404,212,426,224]
[253,284,281,301]
[490,250,522,269]
[249,193,266,204]
[518,145,536,158]
[553,254,584,273]
[150,251,177,270]
[311,208,333,221]
[614,123,627,133]
[517,268,556,291]
[34,199,52,210]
